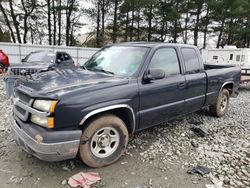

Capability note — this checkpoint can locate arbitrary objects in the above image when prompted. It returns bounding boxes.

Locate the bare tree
[8,0,22,43]
[0,3,16,42]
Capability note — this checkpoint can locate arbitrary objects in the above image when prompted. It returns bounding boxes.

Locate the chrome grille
[13,90,33,122]
[15,90,30,104]
[15,106,26,116]
[10,68,37,76]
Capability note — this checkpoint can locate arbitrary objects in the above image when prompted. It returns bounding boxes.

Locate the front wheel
[79,114,129,168]
[209,88,230,117]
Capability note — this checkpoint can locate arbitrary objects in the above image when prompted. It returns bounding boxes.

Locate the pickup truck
[5,50,75,97]
[7,50,75,76]
[10,43,241,167]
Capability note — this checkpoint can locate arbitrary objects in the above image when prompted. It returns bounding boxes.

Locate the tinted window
[63,53,71,61]
[57,53,64,62]
[23,51,55,63]
[181,48,200,74]
[149,48,180,76]
[230,54,233,60]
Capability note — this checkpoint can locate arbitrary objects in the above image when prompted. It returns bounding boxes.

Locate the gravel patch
[0,74,249,188]
[128,86,250,188]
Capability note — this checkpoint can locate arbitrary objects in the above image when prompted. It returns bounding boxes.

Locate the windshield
[23,51,55,63]
[84,46,149,76]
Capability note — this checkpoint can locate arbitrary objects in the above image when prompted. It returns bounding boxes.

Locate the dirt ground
[0,75,249,188]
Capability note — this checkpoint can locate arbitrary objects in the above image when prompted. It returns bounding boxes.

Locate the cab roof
[108,42,196,49]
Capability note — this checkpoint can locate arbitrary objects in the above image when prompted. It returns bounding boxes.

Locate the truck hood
[16,68,129,98]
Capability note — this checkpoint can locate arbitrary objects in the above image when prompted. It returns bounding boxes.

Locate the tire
[209,89,230,117]
[79,114,129,168]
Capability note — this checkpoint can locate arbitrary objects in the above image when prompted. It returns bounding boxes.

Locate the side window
[213,56,218,60]
[241,55,245,62]
[229,54,233,60]
[181,48,201,74]
[57,53,64,63]
[236,55,240,62]
[149,48,180,76]
[63,53,71,61]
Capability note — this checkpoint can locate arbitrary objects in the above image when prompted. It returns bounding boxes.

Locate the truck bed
[204,64,241,106]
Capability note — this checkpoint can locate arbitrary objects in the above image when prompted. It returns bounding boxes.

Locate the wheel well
[223,83,233,95]
[80,108,134,134]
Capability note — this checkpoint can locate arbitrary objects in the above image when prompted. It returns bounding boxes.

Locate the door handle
[179,82,186,88]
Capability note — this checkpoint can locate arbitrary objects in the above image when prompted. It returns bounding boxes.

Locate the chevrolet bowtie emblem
[20,69,26,74]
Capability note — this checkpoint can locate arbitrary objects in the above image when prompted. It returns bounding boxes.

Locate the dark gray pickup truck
[10,43,241,167]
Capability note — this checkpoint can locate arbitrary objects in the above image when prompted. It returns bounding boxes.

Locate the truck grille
[10,68,37,76]
[15,90,30,104]
[13,90,33,122]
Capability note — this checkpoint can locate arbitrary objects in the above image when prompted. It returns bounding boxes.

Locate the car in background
[7,50,75,76]
[5,50,75,97]
[0,49,10,72]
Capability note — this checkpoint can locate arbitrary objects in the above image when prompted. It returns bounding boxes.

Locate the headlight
[33,100,57,112]
[31,115,54,128]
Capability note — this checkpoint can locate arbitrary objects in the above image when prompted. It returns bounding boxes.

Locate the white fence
[0,42,99,65]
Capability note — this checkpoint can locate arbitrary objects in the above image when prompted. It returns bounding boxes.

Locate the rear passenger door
[181,48,206,113]
[139,47,186,129]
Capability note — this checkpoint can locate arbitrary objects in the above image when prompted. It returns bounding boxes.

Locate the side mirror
[21,58,25,62]
[144,68,165,81]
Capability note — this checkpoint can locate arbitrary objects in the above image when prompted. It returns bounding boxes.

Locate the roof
[109,42,196,48]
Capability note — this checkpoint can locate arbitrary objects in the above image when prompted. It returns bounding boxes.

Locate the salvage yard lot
[0,74,249,188]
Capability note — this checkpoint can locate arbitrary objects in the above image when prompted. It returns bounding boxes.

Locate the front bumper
[10,114,82,162]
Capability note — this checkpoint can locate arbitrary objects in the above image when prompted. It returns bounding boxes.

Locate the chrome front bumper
[10,115,82,162]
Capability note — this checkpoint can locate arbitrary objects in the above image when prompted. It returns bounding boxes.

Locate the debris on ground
[68,172,101,188]
[190,139,199,148]
[187,166,211,176]
[61,179,67,186]
[190,127,207,137]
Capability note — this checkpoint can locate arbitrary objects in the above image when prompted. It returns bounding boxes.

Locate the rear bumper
[10,114,82,162]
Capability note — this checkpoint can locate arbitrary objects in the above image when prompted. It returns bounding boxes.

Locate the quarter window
[181,48,201,74]
[149,48,180,76]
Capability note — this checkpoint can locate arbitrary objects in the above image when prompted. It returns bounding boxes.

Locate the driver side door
[139,47,187,129]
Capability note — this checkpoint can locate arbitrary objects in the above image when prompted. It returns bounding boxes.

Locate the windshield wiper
[98,69,114,75]
[88,67,114,75]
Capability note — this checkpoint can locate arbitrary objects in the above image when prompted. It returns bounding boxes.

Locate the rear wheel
[209,89,230,117]
[79,114,129,168]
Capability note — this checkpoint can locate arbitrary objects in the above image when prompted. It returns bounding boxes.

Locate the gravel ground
[0,74,249,188]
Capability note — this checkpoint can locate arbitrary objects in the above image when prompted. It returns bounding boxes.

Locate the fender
[79,104,136,133]
[220,81,234,93]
